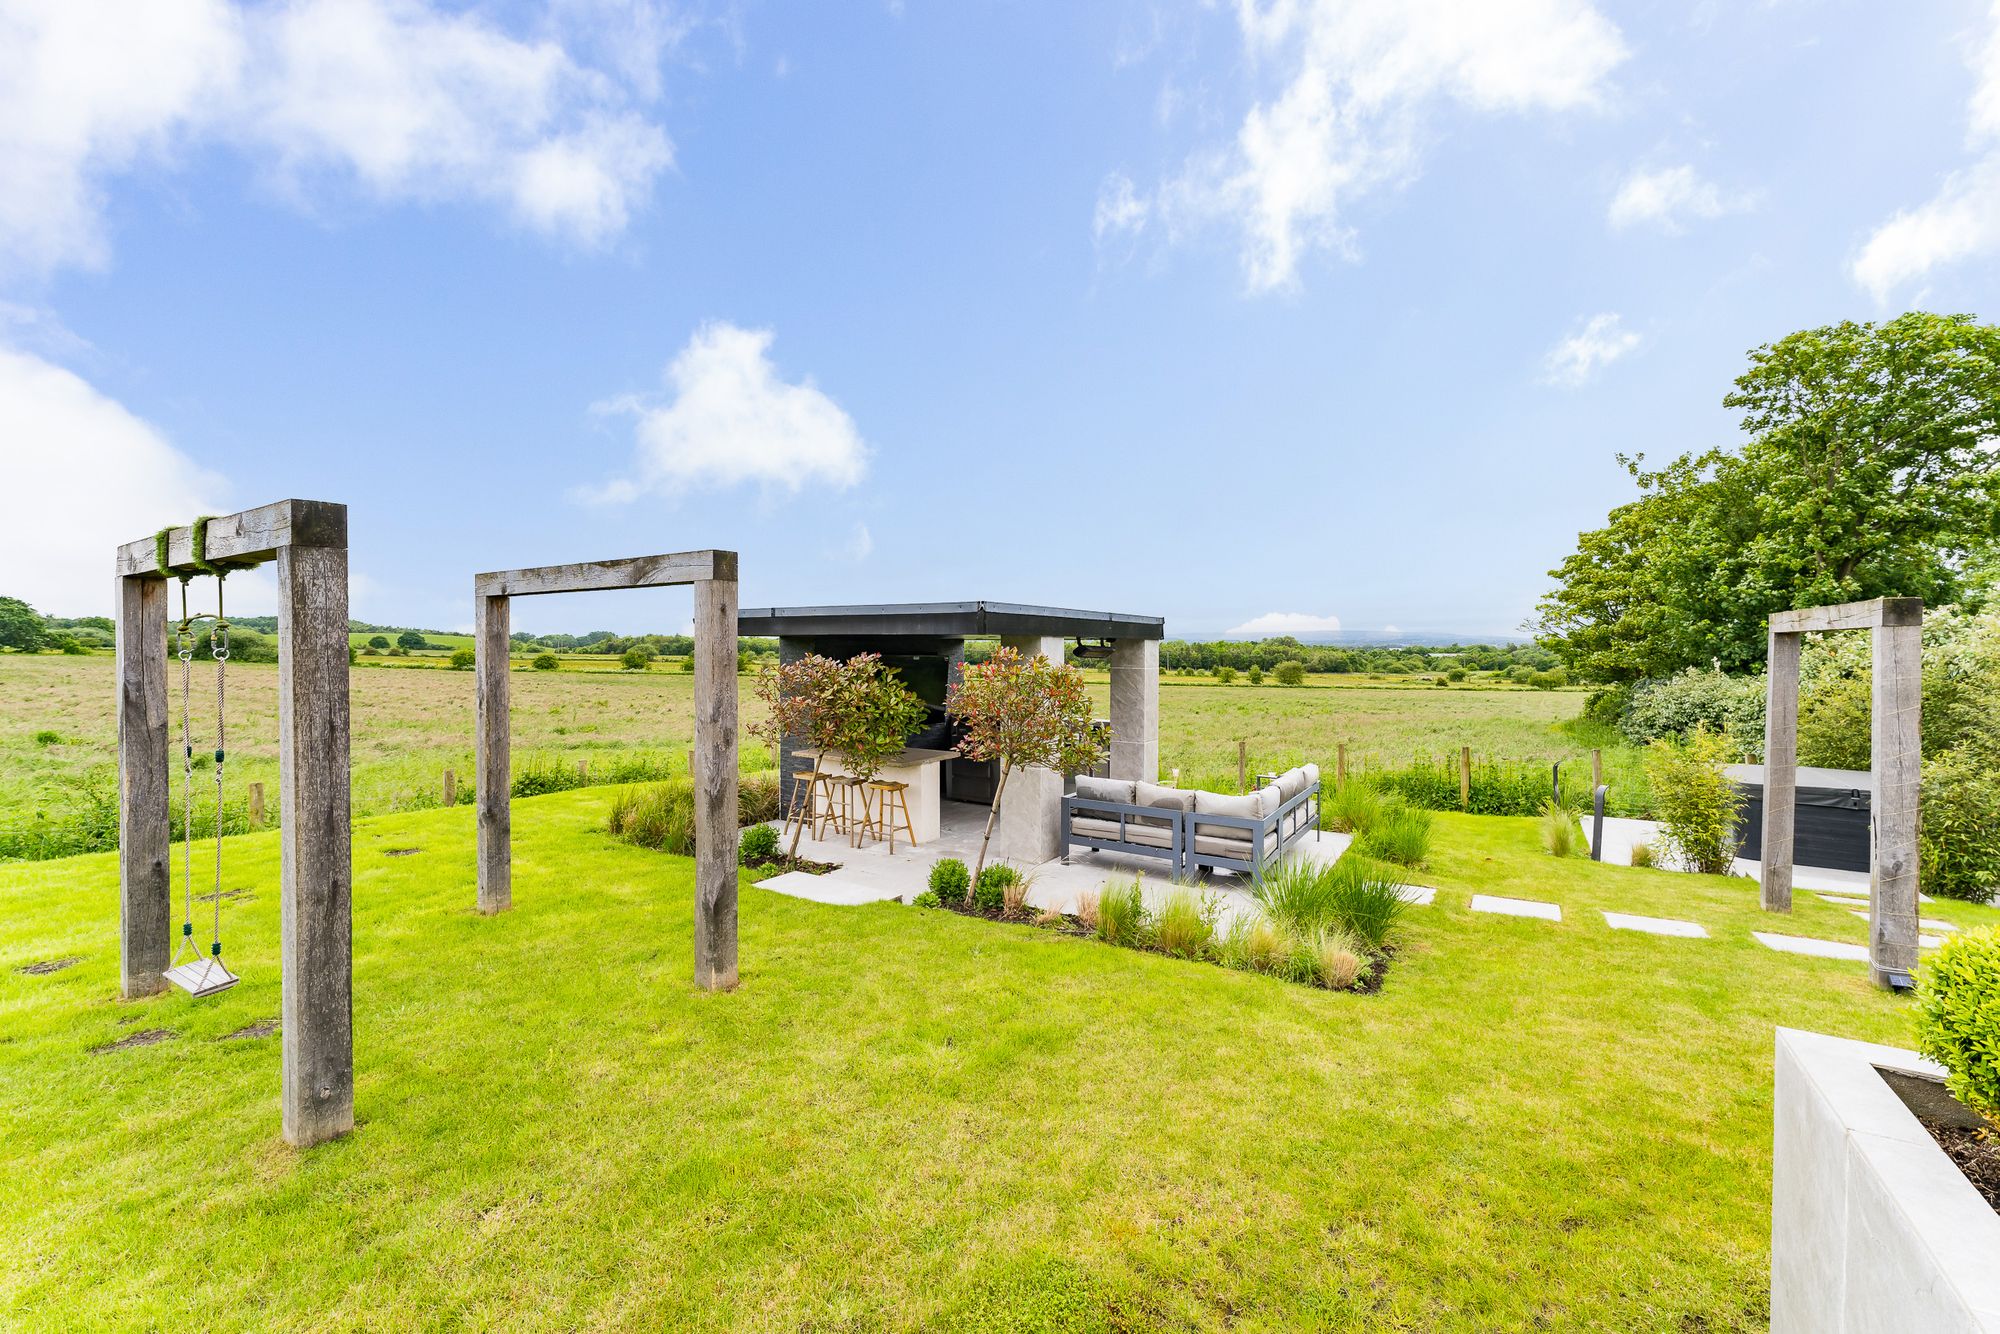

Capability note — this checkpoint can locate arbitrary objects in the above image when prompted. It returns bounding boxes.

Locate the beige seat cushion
[1074,775,1136,807]
[1132,781,1196,827]
[1191,831,1279,860]
[1071,816,1174,849]
[1274,768,1308,803]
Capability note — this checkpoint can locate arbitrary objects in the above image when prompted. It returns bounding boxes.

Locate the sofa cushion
[1301,763,1320,788]
[1073,775,1136,808]
[1191,830,1280,861]
[1071,816,1174,849]
[1132,781,1195,828]
[1274,768,1308,803]
[1193,789,1264,822]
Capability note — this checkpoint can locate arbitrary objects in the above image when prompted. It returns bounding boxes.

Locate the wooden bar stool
[834,776,872,847]
[865,780,916,853]
[783,769,837,843]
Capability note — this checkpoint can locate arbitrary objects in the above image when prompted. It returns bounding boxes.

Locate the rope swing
[159,518,241,999]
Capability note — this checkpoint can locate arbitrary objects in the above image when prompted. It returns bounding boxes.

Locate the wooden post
[1590,748,1603,791]
[1761,629,1801,913]
[1336,743,1347,788]
[1459,746,1471,811]
[116,573,171,999]
[442,768,456,807]
[475,592,511,914]
[1871,620,1922,987]
[249,782,266,828]
[1237,740,1247,794]
[693,562,740,991]
[276,539,353,1148]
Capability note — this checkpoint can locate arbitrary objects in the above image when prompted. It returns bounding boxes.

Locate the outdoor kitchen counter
[799,747,958,845]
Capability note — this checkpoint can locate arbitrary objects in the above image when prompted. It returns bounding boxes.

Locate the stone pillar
[992,635,1066,864]
[1870,620,1922,988]
[1108,638,1158,784]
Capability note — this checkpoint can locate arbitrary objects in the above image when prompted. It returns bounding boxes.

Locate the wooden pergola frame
[115,499,353,1147]
[1762,596,1922,990]
[473,551,741,991]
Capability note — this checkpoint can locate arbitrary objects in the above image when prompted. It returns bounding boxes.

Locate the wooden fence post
[1237,740,1247,793]
[577,759,588,782]
[442,768,456,807]
[1336,743,1347,788]
[1459,746,1471,810]
[249,782,266,828]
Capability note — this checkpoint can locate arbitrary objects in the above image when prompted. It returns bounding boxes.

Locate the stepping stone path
[1817,894,1871,907]
[756,870,904,906]
[1847,909,1957,933]
[1753,932,1870,963]
[1602,912,1708,938]
[1469,894,1561,921]
[1393,885,1437,906]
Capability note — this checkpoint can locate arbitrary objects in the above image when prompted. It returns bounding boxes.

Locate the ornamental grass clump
[608,780,697,856]
[1320,781,1382,834]
[1914,926,2000,1131]
[1097,876,1149,946]
[1539,799,1585,858]
[1152,886,1217,959]
[1255,855,1407,953]
[1356,799,1431,867]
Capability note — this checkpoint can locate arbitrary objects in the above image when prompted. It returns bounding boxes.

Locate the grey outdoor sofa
[1060,765,1321,886]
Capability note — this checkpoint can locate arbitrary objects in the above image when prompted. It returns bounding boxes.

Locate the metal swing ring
[210,621,230,662]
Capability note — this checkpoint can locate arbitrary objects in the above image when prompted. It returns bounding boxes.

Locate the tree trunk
[786,754,826,858]
[974,759,1012,886]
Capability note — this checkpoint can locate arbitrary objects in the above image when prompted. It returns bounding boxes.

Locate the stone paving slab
[1602,911,1708,938]
[1817,894,1872,907]
[1754,932,1870,962]
[1847,909,1956,933]
[1469,894,1561,921]
[754,871,906,906]
[1394,885,1436,906]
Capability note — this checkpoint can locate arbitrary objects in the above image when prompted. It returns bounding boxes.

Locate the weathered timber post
[116,571,171,999]
[1591,748,1603,792]
[693,561,740,990]
[248,782,266,828]
[475,591,511,913]
[1459,746,1471,811]
[1764,598,1923,989]
[442,768,456,807]
[1336,743,1347,787]
[1237,740,1247,794]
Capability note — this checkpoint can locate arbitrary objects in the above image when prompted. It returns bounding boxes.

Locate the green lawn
[4,791,1981,1330]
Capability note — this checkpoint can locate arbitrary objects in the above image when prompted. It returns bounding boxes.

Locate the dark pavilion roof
[737,601,1164,641]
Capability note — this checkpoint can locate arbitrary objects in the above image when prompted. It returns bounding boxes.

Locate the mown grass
[3,792,1991,1330]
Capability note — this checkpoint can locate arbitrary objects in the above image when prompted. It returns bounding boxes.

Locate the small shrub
[929,858,970,905]
[448,646,475,670]
[1539,799,1585,858]
[1002,867,1034,913]
[1914,926,2000,1129]
[1356,799,1431,867]
[912,889,941,909]
[620,647,650,671]
[1153,887,1217,959]
[1321,781,1383,834]
[1446,667,1467,682]
[1644,725,1743,875]
[1527,669,1567,690]
[1247,666,1264,686]
[531,652,559,671]
[1097,876,1149,945]
[1629,839,1658,869]
[1213,665,1236,685]
[1274,660,1306,686]
[1620,668,1764,752]
[973,863,1017,911]
[1918,751,2000,903]
[1258,855,1407,951]
[679,657,695,673]
[738,822,780,864]
[33,729,60,746]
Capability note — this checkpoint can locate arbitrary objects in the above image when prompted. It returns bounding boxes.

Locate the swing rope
[161,516,237,995]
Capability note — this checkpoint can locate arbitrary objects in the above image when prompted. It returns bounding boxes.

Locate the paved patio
[755,799,1355,927]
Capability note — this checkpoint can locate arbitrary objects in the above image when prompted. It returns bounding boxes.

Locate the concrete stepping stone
[1847,909,1956,933]
[1602,911,1708,938]
[1817,894,1871,907]
[1753,932,1869,962]
[1393,885,1436,906]
[1470,894,1560,921]
[754,871,904,906]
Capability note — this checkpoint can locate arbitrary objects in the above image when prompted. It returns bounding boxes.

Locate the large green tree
[1538,312,2000,681]
[0,596,47,652]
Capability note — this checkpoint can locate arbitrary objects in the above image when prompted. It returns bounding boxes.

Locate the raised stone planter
[1772,1028,2000,1332]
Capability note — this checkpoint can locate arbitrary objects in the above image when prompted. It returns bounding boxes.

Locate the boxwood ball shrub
[911,889,941,909]
[929,857,970,904]
[972,863,1017,911]
[738,822,780,865]
[1914,926,2000,1129]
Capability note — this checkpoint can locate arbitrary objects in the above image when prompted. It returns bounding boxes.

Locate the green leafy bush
[1643,726,1743,875]
[1356,800,1431,867]
[449,647,475,670]
[395,630,427,650]
[1097,875,1149,945]
[1246,666,1264,685]
[911,889,941,909]
[619,647,650,671]
[1273,660,1305,686]
[1619,668,1764,753]
[1918,752,2000,903]
[1446,667,1468,682]
[32,729,60,746]
[1213,666,1236,685]
[1527,669,1567,690]
[929,857,970,904]
[973,863,1017,912]
[738,822,780,864]
[1914,926,2000,1129]
[531,652,559,671]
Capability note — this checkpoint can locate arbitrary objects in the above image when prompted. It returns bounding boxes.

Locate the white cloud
[1541,312,1639,387]
[1094,171,1149,240]
[0,0,675,276]
[1853,1,2000,299]
[0,344,231,615]
[1120,0,1626,292]
[1228,611,1343,636]
[1607,163,1751,232]
[832,522,873,562]
[585,321,869,500]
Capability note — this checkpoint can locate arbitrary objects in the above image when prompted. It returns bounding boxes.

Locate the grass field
[1,655,1620,846]
[5,789,1988,1330]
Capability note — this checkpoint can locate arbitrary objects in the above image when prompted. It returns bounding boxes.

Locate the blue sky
[4,0,1999,640]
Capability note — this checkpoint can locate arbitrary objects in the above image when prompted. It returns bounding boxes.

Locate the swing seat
[163,956,239,998]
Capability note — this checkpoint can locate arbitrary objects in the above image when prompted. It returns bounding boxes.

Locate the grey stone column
[1108,638,1158,784]
[992,635,1066,864]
